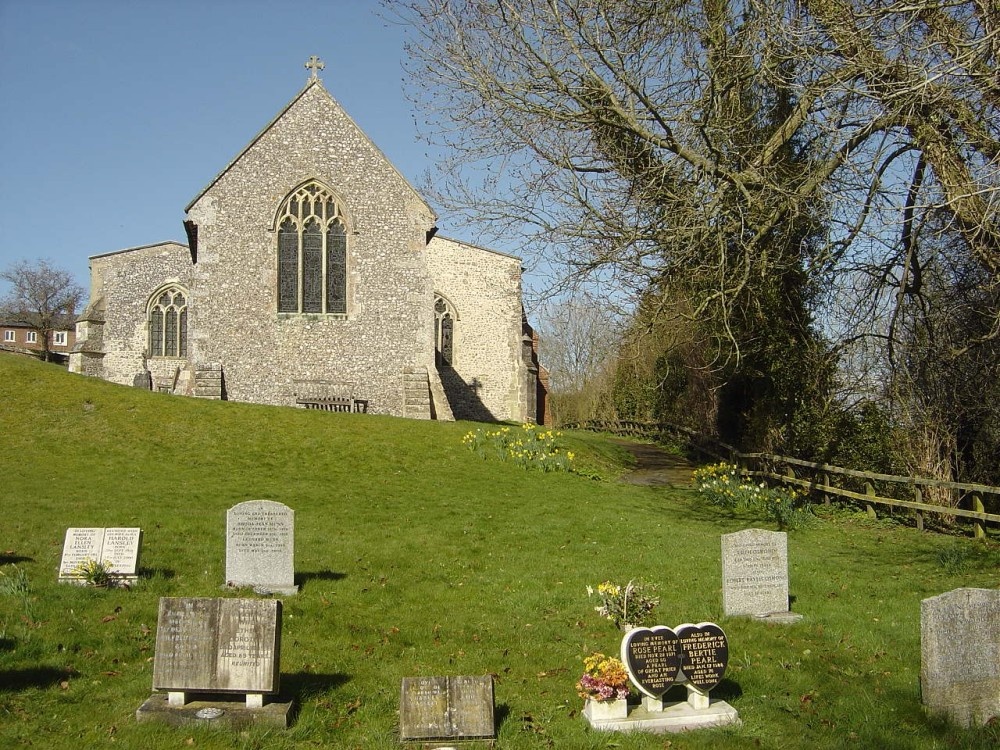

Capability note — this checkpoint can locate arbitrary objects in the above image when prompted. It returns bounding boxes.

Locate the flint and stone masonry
[71,63,544,423]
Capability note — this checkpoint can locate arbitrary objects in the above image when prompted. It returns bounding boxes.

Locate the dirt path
[612,439,695,488]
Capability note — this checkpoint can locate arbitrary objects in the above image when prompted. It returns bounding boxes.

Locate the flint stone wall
[72,82,532,422]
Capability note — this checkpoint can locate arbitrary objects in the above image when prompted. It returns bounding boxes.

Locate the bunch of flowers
[693,462,809,529]
[462,423,574,472]
[587,580,659,631]
[576,653,630,703]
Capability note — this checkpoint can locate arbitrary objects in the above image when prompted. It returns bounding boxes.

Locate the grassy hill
[0,352,997,749]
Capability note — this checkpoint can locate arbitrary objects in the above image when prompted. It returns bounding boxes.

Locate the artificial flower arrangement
[576,652,631,703]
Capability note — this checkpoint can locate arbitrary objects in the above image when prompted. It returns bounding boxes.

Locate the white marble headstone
[58,527,142,584]
[225,500,297,595]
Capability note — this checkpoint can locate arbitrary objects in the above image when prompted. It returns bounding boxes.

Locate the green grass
[1,352,998,749]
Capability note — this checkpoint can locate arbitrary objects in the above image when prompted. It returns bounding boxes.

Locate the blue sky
[0,0,462,296]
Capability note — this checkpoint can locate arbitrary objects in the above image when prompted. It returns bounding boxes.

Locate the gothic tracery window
[276,182,347,314]
[148,286,188,358]
[434,295,456,366]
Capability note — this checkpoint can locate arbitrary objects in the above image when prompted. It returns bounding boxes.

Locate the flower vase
[584,697,629,723]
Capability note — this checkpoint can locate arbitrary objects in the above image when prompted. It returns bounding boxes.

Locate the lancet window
[435,295,456,366]
[148,286,188,358]
[276,182,347,314]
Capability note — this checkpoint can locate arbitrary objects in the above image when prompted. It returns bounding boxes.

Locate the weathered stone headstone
[225,500,297,595]
[721,528,801,622]
[921,588,1000,727]
[58,527,142,585]
[137,597,292,727]
[399,675,495,742]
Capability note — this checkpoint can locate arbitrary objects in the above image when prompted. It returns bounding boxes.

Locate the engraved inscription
[399,676,495,741]
[59,528,103,576]
[677,623,729,692]
[400,677,450,738]
[622,627,683,698]
[152,597,281,694]
[59,527,141,579]
[225,500,295,590]
[722,529,789,616]
[100,528,141,574]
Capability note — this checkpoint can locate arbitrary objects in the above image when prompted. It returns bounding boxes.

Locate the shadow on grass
[0,555,33,565]
[0,637,15,652]
[0,666,76,692]
[283,670,351,699]
[495,702,511,731]
[296,570,346,590]
[711,677,743,702]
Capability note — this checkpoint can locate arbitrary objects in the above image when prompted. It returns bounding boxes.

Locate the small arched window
[148,286,188,358]
[276,182,348,314]
[434,295,457,366]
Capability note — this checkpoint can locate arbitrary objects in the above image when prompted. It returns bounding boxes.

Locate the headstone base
[58,575,138,587]
[223,583,299,596]
[752,611,803,624]
[584,698,740,734]
[135,693,294,728]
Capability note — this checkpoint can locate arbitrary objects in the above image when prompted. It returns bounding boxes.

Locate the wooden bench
[296,397,369,413]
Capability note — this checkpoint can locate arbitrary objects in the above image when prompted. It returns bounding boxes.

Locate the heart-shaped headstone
[620,626,683,698]
[675,622,728,692]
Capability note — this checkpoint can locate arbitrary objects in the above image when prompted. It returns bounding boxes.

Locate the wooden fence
[565,420,1000,538]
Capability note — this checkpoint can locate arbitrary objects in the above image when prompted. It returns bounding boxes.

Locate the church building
[70,58,545,423]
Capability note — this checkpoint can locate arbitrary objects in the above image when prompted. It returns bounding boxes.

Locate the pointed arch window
[276,182,348,314]
[434,295,457,366]
[148,287,188,358]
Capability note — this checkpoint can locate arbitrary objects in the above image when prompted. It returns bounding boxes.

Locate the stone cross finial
[305,55,325,81]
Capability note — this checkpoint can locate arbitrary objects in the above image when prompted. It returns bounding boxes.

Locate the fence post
[785,465,796,501]
[865,481,876,519]
[823,472,831,506]
[914,487,924,532]
[972,493,985,539]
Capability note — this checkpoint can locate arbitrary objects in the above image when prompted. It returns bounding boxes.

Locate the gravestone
[137,597,292,727]
[620,626,683,698]
[58,527,142,585]
[721,528,801,622]
[593,623,738,733]
[399,675,495,742]
[225,500,297,595]
[675,623,729,695]
[921,588,1000,727]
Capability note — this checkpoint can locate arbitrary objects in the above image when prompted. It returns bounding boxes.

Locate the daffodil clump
[71,558,118,588]
[693,462,809,529]
[462,423,574,472]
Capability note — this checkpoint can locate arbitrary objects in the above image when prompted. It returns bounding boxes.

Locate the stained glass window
[327,222,347,314]
[275,182,348,314]
[149,309,164,357]
[278,219,298,312]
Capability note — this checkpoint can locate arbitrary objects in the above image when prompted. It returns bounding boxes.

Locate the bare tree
[1,259,83,362]
[394,0,998,452]
[534,291,622,423]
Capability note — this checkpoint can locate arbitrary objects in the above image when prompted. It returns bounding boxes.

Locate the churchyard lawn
[1,352,998,749]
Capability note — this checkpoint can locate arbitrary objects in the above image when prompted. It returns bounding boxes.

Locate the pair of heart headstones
[619,623,728,698]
